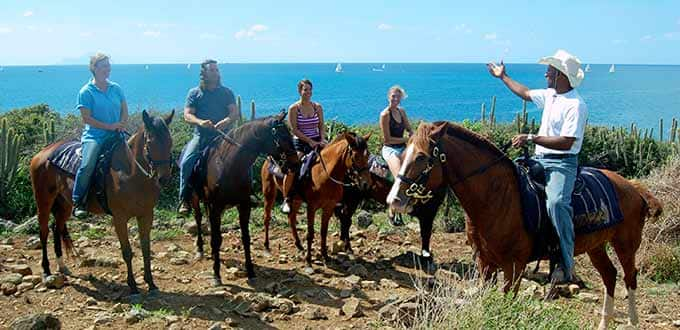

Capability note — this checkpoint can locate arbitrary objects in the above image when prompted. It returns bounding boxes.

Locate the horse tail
[629,179,663,220]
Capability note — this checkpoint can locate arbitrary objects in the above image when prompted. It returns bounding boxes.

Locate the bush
[640,243,680,283]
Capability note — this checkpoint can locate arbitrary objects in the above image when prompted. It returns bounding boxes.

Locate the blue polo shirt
[185,85,236,137]
[76,79,125,141]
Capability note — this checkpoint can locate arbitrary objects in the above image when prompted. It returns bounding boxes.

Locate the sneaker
[178,201,191,215]
[281,201,291,214]
[73,207,89,219]
[388,212,405,226]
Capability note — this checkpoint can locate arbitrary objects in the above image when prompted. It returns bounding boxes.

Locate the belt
[536,153,577,159]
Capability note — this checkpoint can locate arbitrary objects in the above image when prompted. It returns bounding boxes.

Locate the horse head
[141,109,174,184]
[340,131,372,191]
[266,111,299,171]
[387,122,447,213]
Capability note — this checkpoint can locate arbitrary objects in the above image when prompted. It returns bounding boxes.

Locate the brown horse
[261,132,371,265]
[387,122,662,329]
[30,110,174,297]
[189,113,298,285]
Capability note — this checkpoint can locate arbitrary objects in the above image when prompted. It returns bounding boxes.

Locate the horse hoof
[295,243,304,251]
[128,293,142,304]
[59,267,72,276]
[212,278,223,287]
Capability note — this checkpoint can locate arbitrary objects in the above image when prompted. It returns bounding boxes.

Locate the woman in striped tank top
[281,79,328,213]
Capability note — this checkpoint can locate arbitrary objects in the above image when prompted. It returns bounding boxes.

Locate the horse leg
[501,262,526,295]
[612,239,641,326]
[113,216,138,294]
[237,203,255,278]
[288,199,304,251]
[587,245,617,330]
[320,207,333,261]
[208,204,225,286]
[193,196,204,260]
[261,167,277,252]
[37,197,55,280]
[418,214,435,271]
[50,201,72,275]
[305,205,316,265]
[137,213,158,293]
[338,210,353,254]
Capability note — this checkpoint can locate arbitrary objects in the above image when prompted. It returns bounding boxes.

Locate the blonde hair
[89,52,110,75]
[387,85,407,100]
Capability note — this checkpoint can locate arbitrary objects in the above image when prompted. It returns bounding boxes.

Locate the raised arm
[487,62,532,101]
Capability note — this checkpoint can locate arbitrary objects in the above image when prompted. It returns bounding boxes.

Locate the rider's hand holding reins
[199,119,216,130]
[512,134,529,148]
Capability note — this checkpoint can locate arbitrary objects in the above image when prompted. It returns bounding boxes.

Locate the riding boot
[72,199,89,219]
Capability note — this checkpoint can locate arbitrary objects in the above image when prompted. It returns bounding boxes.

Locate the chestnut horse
[189,113,298,285]
[388,122,662,329]
[30,110,174,297]
[261,132,371,265]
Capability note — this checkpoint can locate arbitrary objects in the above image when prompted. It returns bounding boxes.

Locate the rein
[123,130,172,179]
[314,144,368,187]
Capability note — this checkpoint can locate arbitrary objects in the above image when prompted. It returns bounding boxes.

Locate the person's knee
[546,197,569,213]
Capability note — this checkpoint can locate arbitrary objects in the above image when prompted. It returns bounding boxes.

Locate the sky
[1,0,679,65]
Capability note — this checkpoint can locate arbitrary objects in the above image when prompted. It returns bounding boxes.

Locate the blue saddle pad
[518,166,624,235]
[47,141,82,176]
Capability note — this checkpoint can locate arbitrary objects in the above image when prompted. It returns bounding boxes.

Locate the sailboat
[186,63,191,69]
[585,64,591,72]
[145,65,150,70]
[372,64,386,72]
[335,63,343,73]
[609,64,615,73]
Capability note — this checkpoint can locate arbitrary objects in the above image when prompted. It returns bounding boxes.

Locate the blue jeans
[179,134,205,203]
[536,154,578,275]
[72,139,104,206]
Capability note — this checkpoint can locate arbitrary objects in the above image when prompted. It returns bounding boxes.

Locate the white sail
[186,63,191,69]
[609,64,615,73]
[335,63,343,73]
[585,64,591,72]
[145,65,150,70]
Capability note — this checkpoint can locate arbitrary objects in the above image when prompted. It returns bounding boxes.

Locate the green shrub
[642,244,680,283]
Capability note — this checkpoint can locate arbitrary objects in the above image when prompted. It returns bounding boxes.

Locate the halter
[397,138,511,205]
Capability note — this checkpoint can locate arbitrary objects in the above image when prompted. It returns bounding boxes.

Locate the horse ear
[277,109,288,121]
[429,122,447,140]
[344,132,357,147]
[362,132,372,142]
[142,110,153,129]
[164,109,175,125]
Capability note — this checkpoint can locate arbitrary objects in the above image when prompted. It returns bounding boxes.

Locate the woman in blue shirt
[72,53,128,218]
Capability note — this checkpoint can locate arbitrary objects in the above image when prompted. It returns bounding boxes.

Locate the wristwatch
[527,134,535,143]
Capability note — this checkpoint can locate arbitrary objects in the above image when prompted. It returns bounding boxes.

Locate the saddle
[368,155,391,181]
[514,154,624,263]
[47,134,124,214]
[179,135,222,200]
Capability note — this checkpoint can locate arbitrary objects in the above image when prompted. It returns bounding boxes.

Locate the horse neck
[316,140,349,182]
[120,130,152,181]
[441,136,521,231]
[216,123,269,168]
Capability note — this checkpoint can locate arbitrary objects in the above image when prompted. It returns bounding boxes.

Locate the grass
[151,228,184,241]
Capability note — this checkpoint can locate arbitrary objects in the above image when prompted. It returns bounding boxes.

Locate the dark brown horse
[189,113,298,285]
[30,110,174,297]
[261,132,372,265]
[388,122,662,329]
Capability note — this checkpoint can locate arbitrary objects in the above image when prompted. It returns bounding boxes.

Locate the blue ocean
[1,63,679,129]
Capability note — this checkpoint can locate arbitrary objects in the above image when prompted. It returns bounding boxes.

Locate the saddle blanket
[518,166,624,235]
[47,141,82,176]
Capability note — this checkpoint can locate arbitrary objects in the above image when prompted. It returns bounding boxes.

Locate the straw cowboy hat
[538,49,585,88]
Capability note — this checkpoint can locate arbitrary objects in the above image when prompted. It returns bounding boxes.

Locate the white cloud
[454,23,472,33]
[234,24,269,40]
[137,23,175,29]
[23,10,34,17]
[143,30,161,38]
[640,35,654,41]
[80,32,94,38]
[484,32,497,40]
[612,39,627,45]
[199,33,220,40]
[663,32,680,40]
[377,23,393,31]
[0,27,12,34]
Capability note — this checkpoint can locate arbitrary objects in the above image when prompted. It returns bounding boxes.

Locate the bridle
[269,122,298,171]
[124,130,172,179]
[397,138,511,204]
[315,143,370,187]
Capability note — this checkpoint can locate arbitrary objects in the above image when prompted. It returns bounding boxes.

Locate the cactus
[43,119,55,145]
[671,118,677,143]
[250,100,256,121]
[516,112,522,134]
[0,118,23,202]
[489,96,496,129]
[659,118,664,141]
[480,102,486,123]
[530,118,536,133]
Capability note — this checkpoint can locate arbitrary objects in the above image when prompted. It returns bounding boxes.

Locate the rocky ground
[1,212,679,329]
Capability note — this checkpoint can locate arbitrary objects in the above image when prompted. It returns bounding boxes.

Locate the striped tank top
[296,104,321,139]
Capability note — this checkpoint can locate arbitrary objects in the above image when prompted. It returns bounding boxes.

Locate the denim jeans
[179,134,204,202]
[72,139,104,206]
[535,154,578,275]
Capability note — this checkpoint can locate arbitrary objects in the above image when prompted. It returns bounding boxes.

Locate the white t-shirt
[529,88,588,155]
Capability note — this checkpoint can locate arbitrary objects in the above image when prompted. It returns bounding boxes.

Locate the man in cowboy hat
[487,49,588,284]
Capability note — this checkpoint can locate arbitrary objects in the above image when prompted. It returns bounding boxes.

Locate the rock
[24,236,42,250]
[44,274,65,289]
[1,237,14,245]
[360,280,378,290]
[2,282,17,295]
[126,309,145,324]
[170,257,189,265]
[344,275,361,286]
[302,306,327,320]
[0,219,17,232]
[166,243,181,252]
[225,267,247,280]
[672,320,680,327]
[331,241,345,255]
[356,210,373,228]
[78,258,96,267]
[183,222,209,236]
[577,292,600,303]
[278,255,288,264]
[224,317,239,327]
[85,297,97,306]
[8,264,33,276]
[12,216,39,235]
[273,298,295,315]
[1,273,23,285]
[208,322,223,330]
[406,222,420,231]
[9,313,61,330]
[22,275,42,285]
[339,289,352,298]
[111,303,125,313]
[250,294,271,312]
[17,282,34,292]
[95,257,121,268]
[648,303,658,314]
[348,264,369,278]
[165,315,180,324]
[380,278,399,289]
[568,284,580,296]
[94,312,113,325]
[342,298,362,318]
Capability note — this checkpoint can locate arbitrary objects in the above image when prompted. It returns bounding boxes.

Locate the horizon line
[2,61,680,67]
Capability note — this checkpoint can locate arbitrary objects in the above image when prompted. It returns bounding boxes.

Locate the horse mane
[330,131,368,150]
[411,121,509,161]
[227,116,271,143]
